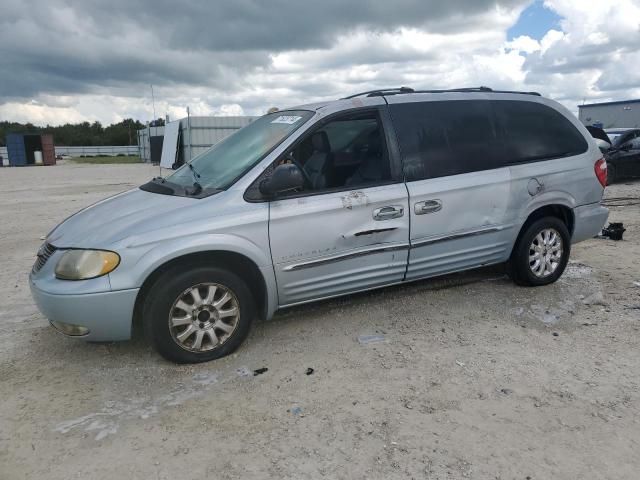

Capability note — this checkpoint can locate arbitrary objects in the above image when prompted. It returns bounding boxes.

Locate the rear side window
[390,100,503,181]
[493,100,588,164]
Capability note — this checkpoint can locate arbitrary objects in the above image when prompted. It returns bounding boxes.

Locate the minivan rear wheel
[143,265,254,363]
[508,217,571,287]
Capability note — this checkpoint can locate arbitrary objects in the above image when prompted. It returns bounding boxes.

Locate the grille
[32,243,56,273]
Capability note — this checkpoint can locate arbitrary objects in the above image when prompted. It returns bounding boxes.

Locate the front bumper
[572,203,609,243]
[30,281,139,341]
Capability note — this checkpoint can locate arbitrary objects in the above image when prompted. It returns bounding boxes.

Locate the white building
[578,99,640,129]
[137,116,256,164]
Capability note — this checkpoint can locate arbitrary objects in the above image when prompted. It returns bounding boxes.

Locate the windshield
[166,110,314,191]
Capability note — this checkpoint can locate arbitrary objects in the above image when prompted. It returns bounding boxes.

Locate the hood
[48,188,199,248]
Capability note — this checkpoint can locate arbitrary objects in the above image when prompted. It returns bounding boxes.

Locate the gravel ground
[1,163,639,480]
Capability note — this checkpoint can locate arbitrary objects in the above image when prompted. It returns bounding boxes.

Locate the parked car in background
[605,128,634,144]
[30,87,609,363]
[605,128,640,184]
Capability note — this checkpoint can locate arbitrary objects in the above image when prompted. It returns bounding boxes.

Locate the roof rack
[342,87,415,99]
[342,86,541,99]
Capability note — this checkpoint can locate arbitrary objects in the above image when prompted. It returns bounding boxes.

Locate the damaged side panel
[268,184,410,306]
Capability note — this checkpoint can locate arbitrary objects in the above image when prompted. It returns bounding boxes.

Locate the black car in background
[606,128,640,184]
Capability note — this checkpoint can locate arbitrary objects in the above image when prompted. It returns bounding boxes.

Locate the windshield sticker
[271,115,303,125]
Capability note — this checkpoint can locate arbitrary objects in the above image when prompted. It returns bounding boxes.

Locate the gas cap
[527,178,544,196]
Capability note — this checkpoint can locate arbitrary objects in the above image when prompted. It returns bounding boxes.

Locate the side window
[390,100,502,181]
[493,100,588,163]
[277,110,392,195]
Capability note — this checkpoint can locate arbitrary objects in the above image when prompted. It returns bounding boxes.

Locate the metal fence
[0,145,139,166]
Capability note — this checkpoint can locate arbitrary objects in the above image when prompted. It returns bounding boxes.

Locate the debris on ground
[582,291,607,306]
[253,368,268,376]
[305,368,314,376]
[236,367,252,377]
[290,406,303,416]
[601,222,626,241]
[357,334,385,345]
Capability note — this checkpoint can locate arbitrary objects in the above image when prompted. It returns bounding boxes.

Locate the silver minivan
[30,87,609,363]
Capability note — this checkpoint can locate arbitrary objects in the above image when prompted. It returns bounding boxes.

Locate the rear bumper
[30,281,138,341]
[572,203,609,243]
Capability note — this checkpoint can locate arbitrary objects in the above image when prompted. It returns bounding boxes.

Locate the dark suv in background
[606,128,640,184]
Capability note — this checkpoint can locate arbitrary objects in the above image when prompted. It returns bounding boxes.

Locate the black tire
[508,217,571,287]
[607,163,617,185]
[143,265,255,363]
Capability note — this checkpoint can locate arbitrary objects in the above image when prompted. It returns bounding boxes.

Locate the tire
[508,217,571,287]
[607,163,617,185]
[143,265,255,363]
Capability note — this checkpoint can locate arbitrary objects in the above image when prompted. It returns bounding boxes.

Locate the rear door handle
[373,205,404,221]
[414,199,442,215]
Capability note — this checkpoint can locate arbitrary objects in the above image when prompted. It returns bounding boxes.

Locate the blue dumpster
[7,133,28,166]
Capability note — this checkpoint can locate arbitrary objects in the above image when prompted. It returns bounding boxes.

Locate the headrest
[311,131,331,153]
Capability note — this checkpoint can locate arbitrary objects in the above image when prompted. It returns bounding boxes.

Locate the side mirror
[259,163,305,197]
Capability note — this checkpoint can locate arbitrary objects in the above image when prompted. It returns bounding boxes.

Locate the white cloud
[0,101,87,125]
[1,0,638,126]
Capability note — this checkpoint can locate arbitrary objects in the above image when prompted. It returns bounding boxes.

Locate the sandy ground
[0,163,639,480]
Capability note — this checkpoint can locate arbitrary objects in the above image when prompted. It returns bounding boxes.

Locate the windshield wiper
[187,162,203,196]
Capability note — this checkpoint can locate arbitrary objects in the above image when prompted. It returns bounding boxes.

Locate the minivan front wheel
[143,265,254,363]
[508,217,571,286]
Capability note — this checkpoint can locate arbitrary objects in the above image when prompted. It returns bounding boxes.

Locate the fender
[109,233,274,290]
[109,233,279,320]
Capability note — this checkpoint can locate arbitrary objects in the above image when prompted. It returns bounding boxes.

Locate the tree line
[0,118,166,147]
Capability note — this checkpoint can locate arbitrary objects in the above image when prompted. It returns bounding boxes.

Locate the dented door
[269,184,409,306]
[405,169,511,280]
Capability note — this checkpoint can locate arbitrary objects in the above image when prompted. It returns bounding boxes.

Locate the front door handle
[414,199,442,215]
[373,205,404,221]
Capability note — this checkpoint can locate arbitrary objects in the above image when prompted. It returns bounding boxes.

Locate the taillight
[594,158,607,187]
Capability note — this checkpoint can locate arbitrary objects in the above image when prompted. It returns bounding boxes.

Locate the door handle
[373,205,404,221]
[414,199,442,215]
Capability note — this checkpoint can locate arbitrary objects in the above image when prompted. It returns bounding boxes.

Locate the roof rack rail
[413,87,541,96]
[342,87,414,99]
[342,86,541,99]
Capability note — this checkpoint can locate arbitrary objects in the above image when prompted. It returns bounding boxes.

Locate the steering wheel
[287,157,313,190]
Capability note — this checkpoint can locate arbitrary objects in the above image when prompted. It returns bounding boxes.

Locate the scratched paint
[341,191,369,210]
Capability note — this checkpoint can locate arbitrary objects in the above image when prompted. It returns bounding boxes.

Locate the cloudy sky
[1,0,639,125]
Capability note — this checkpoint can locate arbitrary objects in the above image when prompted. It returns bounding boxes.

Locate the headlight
[55,250,120,280]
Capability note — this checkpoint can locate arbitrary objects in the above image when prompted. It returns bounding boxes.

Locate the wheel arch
[132,250,270,333]
[510,203,575,258]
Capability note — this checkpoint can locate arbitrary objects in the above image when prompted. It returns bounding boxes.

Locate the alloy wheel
[168,283,240,352]
[528,228,563,278]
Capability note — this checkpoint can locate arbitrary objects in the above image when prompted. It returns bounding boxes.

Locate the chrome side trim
[277,257,506,309]
[282,243,410,271]
[411,224,513,248]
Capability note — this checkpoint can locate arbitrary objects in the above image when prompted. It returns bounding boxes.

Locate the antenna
[150,84,157,122]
